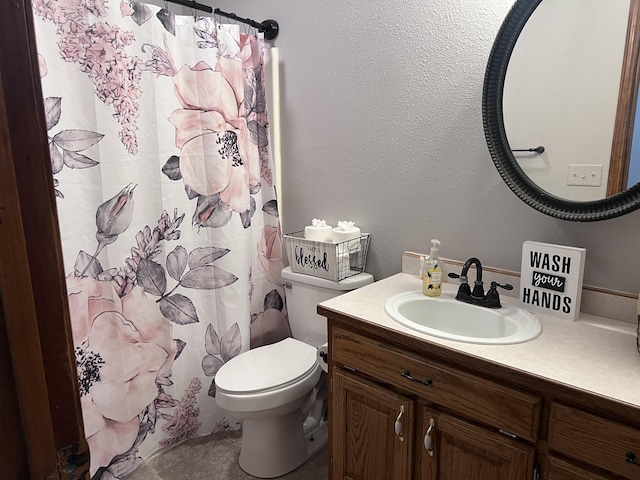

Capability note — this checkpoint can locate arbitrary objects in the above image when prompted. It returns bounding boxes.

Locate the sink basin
[384,291,541,345]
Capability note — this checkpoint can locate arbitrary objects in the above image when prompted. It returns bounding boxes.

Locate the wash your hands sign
[520,241,586,321]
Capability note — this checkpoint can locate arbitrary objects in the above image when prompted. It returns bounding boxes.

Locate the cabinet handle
[626,452,640,467]
[424,418,435,456]
[394,405,405,442]
[401,370,433,386]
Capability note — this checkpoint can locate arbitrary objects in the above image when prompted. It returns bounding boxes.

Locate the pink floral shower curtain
[32,1,289,477]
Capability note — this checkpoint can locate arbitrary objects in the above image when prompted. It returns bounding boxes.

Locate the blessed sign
[293,245,329,273]
[520,241,586,321]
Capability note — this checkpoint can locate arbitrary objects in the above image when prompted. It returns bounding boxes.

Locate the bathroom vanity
[319,272,640,480]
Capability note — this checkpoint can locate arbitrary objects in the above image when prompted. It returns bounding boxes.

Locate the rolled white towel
[304,218,332,242]
[333,221,361,251]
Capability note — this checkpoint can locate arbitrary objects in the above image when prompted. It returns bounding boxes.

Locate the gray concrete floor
[125,430,328,480]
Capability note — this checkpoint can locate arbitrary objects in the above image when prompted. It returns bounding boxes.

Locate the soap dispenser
[423,239,442,297]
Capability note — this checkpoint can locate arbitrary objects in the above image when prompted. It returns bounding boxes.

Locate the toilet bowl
[215,267,374,478]
[215,338,327,478]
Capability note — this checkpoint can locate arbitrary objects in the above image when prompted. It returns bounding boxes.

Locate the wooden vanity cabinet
[328,323,541,479]
[325,317,640,480]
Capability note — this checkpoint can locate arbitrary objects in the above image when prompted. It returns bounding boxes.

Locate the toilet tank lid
[281,267,374,291]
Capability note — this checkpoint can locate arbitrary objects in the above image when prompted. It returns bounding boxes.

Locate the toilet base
[304,418,328,459]
[238,409,327,478]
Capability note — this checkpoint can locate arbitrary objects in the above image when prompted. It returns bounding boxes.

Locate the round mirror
[483,0,640,221]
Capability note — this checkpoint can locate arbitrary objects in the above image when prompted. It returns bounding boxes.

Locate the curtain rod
[166,0,212,14]
[214,8,279,41]
[163,1,280,40]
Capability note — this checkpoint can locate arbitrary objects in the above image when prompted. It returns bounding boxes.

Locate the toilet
[214,266,374,478]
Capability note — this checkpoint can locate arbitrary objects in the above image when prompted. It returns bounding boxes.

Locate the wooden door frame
[608,0,640,196]
[0,0,88,478]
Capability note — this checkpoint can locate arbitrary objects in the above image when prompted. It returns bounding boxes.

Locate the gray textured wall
[212,0,640,294]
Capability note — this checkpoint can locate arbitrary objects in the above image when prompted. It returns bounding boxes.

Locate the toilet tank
[281,266,374,348]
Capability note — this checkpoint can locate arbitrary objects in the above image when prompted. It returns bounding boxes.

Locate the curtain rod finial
[262,19,279,41]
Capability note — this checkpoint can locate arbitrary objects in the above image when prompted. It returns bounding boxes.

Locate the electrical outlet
[567,164,603,186]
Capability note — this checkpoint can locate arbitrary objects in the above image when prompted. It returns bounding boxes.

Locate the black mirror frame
[483,0,640,221]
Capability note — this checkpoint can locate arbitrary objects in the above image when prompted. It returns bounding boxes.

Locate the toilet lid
[215,338,318,394]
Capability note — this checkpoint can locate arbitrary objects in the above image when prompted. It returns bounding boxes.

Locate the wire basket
[283,231,370,281]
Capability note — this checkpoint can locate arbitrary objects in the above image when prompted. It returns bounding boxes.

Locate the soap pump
[423,239,442,297]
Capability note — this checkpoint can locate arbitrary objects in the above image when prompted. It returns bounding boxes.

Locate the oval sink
[384,291,541,345]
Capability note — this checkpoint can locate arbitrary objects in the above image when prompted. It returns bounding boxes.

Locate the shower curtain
[31,1,289,477]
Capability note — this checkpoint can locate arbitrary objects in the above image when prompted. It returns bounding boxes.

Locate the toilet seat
[215,338,323,415]
[216,337,318,395]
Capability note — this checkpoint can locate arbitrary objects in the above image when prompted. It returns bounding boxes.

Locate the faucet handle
[448,272,469,283]
[485,281,513,308]
[491,281,513,291]
[448,272,472,296]
[458,282,472,296]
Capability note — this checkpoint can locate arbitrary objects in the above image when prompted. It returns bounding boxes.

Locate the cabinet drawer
[544,455,612,480]
[548,403,640,479]
[331,326,541,442]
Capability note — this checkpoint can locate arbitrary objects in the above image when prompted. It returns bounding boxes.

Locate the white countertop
[319,273,640,408]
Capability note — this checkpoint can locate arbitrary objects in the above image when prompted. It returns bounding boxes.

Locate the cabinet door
[331,368,414,480]
[419,407,536,480]
[545,455,613,480]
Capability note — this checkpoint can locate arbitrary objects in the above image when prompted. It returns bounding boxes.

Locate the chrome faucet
[448,257,513,308]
